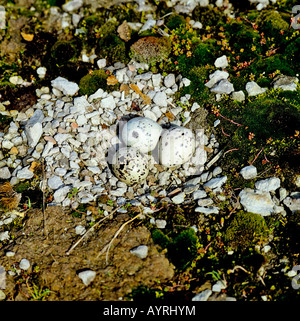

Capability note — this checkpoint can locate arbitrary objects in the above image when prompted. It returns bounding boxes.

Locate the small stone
[246,81,267,96]
[192,189,207,200]
[0,231,9,241]
[0,290,6,301]
[214,55,228,69]
[37,67,47,79]
[239,188,275,216]
[75,225,86,235]
[2,140,14,149]
[171,192,185,204]
[16,166,34,179]
[192,289,212,301]
[101,96,116,109]
[232,90,245,102]
[62,0,83,12]
[272,74,299,91]
[53,186,71,203]
[164,74,176,88]
[51,77,79,96]
[19,259,30,270]
[197,198,214,206]
[203,176,227,189]
[240,165,257,180]
[0,167,11,179]
[78,270,96,286]
[152,74,161,87]
[212,166,222,176]
[195,206,219,215]
[211,79,234,94]
[212,280,227,292]
[97,59,106,69]
[255,177,280,192]
[130,245,148,259]
[153,92,167,107]
[5,251,15,257]
[205,70,229,89]
[155,219,167,229]
[9,76,24,85]
[48,175,64,190]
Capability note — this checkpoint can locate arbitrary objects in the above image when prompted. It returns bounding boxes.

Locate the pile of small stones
[0,60,223,217]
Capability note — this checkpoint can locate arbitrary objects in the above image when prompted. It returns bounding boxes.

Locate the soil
[1,206,174,300]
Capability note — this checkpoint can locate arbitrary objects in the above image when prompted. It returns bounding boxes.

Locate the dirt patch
[0,206,174,301]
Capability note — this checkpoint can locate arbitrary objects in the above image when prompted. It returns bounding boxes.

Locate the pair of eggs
[112,117,196,185]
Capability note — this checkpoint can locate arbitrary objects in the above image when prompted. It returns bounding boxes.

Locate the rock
[62,0,83,12]
[272,74,299,91]
[9,76,24,85]
[239,188,275,216]
[2,140,13,149]
[159,126,195,167]
[192,189,207,200]
[172,192,185,204]
[232,90,245,102]
[246,81,267,96]
[101,96,116,109]
[158,172,171,186]
[164,74,176,88]
[192,289,212,301]
[193,21,203,29]
[0,167,11,179]
[121,117,162,153]
[16,166,34,179]
[212,166,222,176]
[37,67,47,79]
[48,175,64,190]
[155,219,167,229]
[53,186,71,203]
[130,245,148,259]
[195,206,219,215]
[214,55,228,69]
[111,147,149,185]
[283,195,300,213]
[152,74,161,87]
[211,79,234,94]
[205,70,229,89]
[97,58,106,69]
[0,290,6,301]
[240,165,257,180]
[212,280,227,292]
[51,77,79,96]
[153,91,168,107]
[19,259,30,270]
[25,109,44,148]
[255,177,280,192]
[78,270,96,286]
[0,231,9,241]
[75,225,86,235]
[197,198,214,206]
[203,176,227,189]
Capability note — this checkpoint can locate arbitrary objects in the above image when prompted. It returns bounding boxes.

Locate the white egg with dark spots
[159,126,195,167]
[112,147,149,185]
[121,117,162,153]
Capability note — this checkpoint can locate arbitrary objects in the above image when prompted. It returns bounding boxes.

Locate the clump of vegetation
[152,227,199,270]
[130,36,171,64]
[50,40,79,65]
[224,211,270,250]
[79,70,119,95]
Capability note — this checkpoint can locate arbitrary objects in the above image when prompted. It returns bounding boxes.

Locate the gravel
[19,259,30,270]
[130,245,148,259]
[78,270,96,286]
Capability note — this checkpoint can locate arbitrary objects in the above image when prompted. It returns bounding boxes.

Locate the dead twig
[66,205,122,255]
[97,212,142,264]
[41,158,48,238]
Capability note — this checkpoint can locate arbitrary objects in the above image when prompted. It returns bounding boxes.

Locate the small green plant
[224,211,270,250]
[68,188,78,199]
[28,283,53,301]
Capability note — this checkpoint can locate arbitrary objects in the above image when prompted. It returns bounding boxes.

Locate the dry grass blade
[66,205,122,255]
[97,211,142,264]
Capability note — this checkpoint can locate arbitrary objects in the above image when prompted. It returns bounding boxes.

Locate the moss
[14,181,31,193]
[97,34,128,65]
[225,211,269,250]
[181,65,214,105]
[130,36,171,65]
[244,95,300,141]
[50,41,78,65]
[151,229,171,249]
[284,37,300,71]
[165,14,186,29]
[168,228,198,270]
[192,6,225,27]
[79,70,119,96]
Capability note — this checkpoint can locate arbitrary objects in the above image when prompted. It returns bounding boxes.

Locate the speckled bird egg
[121,117,163,153]
[159,126,195,167]
[111,147,149,185]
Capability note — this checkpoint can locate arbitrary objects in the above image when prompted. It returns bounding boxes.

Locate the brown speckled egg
[111,147,149,185]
